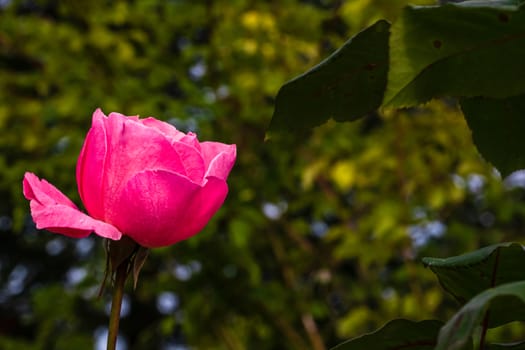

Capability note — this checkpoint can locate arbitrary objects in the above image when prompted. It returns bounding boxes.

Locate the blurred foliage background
[1,0,525,349]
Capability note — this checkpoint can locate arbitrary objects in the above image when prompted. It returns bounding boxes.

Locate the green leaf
[330,319,460,350]
[460,95,525,177]
[267,20,389,138]
[436,281,525,350]
[385,1,525,107]
[486,341,525,349]
[423,243,525,326]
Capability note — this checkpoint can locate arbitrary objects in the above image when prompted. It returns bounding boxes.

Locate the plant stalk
[107,261,128,350]
[479,310,489,350]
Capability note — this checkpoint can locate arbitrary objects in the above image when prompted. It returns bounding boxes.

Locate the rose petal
[23,172,78,208]
[178,132,201,152]
[139,118,204,180]
[183,175,228,237]
[23,172,122,240]
[139,117,187,142]
[109,111,139,121]
[76,108,107,220]
[98,112,205,217]
[171,140,206,183]
[201,142,237,180]
[111,170,228,248]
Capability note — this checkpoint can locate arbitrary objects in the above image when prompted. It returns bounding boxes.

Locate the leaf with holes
[385,1,525,107]
[267,20,389,139]
[436,281,525,350]
[423,242,525,326]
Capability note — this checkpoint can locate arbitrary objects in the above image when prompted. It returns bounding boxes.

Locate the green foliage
[423,243,525,306]
[331,319,449,350]
[386,1,525,106]
[461,95,525,176]
[270,0,525,177]
[436,281,525,350]
[487,341,525,349]
[269,20,389,138]
[266,0,525,349]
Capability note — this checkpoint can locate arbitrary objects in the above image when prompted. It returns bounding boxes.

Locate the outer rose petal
[201,142,237,180]
[76,108,107,220]
[111,170,228,248]
[23,172,122,240]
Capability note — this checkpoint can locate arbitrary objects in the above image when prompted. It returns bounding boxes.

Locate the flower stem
[107,261,128,350]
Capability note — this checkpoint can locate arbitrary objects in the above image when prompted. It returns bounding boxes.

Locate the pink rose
[23,109,236,248]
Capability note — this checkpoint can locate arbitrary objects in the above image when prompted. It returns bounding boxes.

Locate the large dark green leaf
[436,281,525,350]
[385,1,525,107]
[267,20,389,138]
[330,319,456,350]
[460,95,525,177]
[423,243,525,303]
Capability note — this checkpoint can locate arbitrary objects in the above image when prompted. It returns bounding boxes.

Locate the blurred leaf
[385,1,525,107]
[423,242,525,326]
[436,281,525,350]
[460,95,525,177]
[486,341,525,349]
[33,284,75,318]
[268,20,389,138]
[331,319,456,350]
[0,337,36,350]
[55,333,92,350]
